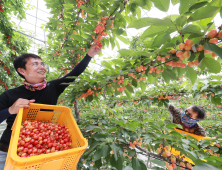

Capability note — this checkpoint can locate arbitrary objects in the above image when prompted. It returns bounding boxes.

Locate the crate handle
[40,109,54,112]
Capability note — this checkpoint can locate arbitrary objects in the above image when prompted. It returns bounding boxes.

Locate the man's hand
[87,43,102,57]
[8,98,35,114]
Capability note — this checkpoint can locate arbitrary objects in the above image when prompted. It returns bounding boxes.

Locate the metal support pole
[13,29,45,43]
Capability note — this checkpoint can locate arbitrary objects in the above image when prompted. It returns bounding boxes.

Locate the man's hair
[13,53,42,79]
[190,105,206,120]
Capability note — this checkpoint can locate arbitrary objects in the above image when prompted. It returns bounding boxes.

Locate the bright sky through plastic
[10,0,221,72]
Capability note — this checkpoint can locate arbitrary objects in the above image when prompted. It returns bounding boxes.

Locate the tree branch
[109,0,129,20]
[74,100,80,124]
[135,144,167,161]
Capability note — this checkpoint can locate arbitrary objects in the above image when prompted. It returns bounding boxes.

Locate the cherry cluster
[154,29,222,73]
[157,145,193,170]
[17,120,72,158]
[76,88,103,101]
[129,139,142,149]
[0,79,8,90]
[0,59,10,76]
[92,16,112,48]
[0,4,3,11]
[81,9,85,18]
[76,0,84,7]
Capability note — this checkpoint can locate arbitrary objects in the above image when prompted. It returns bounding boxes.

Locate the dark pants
[0,143,8,170]
[0,151,7,170]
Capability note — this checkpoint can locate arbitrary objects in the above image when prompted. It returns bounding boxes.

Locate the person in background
[0,43,101,169]
[168,104,206,137]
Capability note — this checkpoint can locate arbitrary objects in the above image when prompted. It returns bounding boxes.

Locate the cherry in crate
[17,120,72,158]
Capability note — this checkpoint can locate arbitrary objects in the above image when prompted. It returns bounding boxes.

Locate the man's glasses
[185,110,199,120]
[30,62,45,67]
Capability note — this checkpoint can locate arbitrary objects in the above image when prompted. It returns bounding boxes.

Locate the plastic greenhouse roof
[9,1,221,71]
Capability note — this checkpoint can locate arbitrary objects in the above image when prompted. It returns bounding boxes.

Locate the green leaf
[186,67,197,84]
[128,17,172,29]
[162,71,170,83]
[175,15,187,27]
[70,35,85,42]
[132,79,138,87]
[210,0,222,7]
[204,155,222,163]
[150,0,170,12]
[83,141,100,158]
[139,160,147,170]
[95,159,102,168]
[179,0,198,14]
[110,36,115,50]
[63,3,74,9]
[150,159,166,167]
[132,51,150,56]
[116,156,123,170]
[159,134,173,140]
[115,89,121,96]
[169,131,183,137]
[110,143,120,161]
[202,57,221,73]
[211,95,221,105]
[220,7,222,18]
[177,67,186,77]
[141,25,167,38]
[127,149,136,157]
[198,50,205,62]
[130,3,137,13]
[78,6,97,15]
[151,33,171,48]
[203,42,222,59]
[135,0,147,6]
[132,158,141,170]
[188,5,220,21]
[188,53,196,62]
[112,59,125,65]
[110,155,123,170]
[93,134,108,141]
[124,89,131,99]
[94,145,110,161]
[85,125,101,131]
[115,39,120,50]
[162,69,177,83]
[87,95,93,102]
[171,0,179,5]
[140,81,146,93]
[126,85,134,93]
[101,61,114,70]
[118,49,132,56]
[162,42,175,48]
[113,28,124,35]
[189,1,209,12]
[199,59,206,71]
[143,1,153,11]
[117,35,129,44]
[110,155,116,167]
[166,122,179,128]
[181,24,203,36]
[136,6,141,18]
[209,146,219,152]
[193,163,221,170]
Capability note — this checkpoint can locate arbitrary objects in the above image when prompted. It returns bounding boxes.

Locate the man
[0,44,101,169]
[168,104,206,137]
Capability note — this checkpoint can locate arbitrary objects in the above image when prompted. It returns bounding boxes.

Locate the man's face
[18,57,47,84]
[185,107,198,120]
